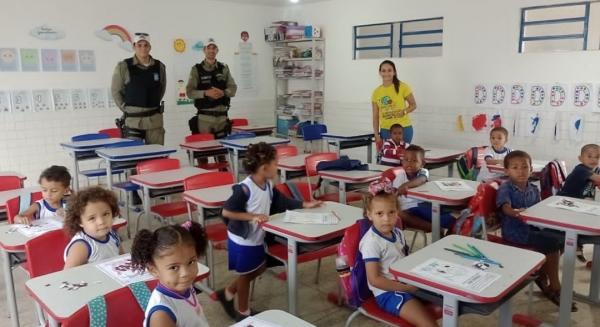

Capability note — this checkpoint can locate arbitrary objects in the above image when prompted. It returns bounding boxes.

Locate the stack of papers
[411,258,500,293]
[434,180,473,192]
[283,210,340,225]
[16,219,62,238]
[547,198,600,216]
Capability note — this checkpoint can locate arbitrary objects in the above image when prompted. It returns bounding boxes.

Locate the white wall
[0,0,279,186]
[283,0,600,168]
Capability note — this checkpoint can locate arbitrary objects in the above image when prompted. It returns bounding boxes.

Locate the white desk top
[321,130,374,140]
[60,138,133,151]
[233,310,316,327]
[130,167,208,189]
[389,235,545,303]
[318,164,387,183]
[0,186,41,210]
[487,160,546,174]
[220,136,290,149]
[0,217,126,252]
[25,253,209,321]
[406,178,479,206]
[96,144,176,161]
[232,125,275,132]
[0,171,27,180]
[183,184,233,208]
[521,195,600,235]
[278,154,310,170]
[424,147,464,163]
[263,201,363,242]
[179,140,224,151]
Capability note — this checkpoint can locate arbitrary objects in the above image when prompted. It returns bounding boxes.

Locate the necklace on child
[158,284,197,307]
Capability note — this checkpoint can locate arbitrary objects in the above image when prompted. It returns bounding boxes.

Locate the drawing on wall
[491,85,506,105]
[52,89,71,111]
[490,113,502,128]
[471,113,487,131]
[88,88,107,110]
[60,50,78,72]
[0,48,19,72]
[95,25,133,52]
[573,83,592,109]
[529,112,540,136]
[0,90,12,113]
[529,84,546,107]
[510,83,526,105]
[570,115,583,142]
[456,115,465,132]
[30,25,65,40]
[71,89,88,110]
[78,50,96,72]
[173,38,205,105]
[20,48,40,72]
[11,90,32,112]
[174,38,186,53]
[549,84,567,108]
[234,30,259,96]
[473,84,487,105]
[32,89,53,112]
[41,49,59,71]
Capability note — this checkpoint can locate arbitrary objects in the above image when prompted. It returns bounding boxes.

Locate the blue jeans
[380,125,413,143]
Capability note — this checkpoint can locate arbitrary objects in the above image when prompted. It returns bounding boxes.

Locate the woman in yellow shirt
[371,60,417,146]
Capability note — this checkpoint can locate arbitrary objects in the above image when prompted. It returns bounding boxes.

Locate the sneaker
[216,289,236,319]
[235,309,261,322]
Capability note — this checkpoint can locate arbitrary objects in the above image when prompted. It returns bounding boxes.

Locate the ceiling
[217,0,330,7]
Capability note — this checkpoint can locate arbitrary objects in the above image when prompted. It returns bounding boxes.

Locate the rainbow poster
[95,25,132,52]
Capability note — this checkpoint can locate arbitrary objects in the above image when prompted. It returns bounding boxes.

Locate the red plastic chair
[5,191,43,224]
[183,172,233,290]
[62,280,159,327]
[184,133,230,171]
[230,118,249,127]
[0,176,22,192]
[275,144,298,158]
[304,152,363,203]
[267,183,339,284]
[98,128,121,138]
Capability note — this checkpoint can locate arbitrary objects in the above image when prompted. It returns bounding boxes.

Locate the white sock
[238,308,250,316]
[225,288,234,301]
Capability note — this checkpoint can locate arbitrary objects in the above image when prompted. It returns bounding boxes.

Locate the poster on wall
[32,89,53,112]
[528,84,547,108]
[490,84,507,107]
[0,90,12,113]
[78,50,96,72]
[95,25,133,52]
[569,115,584,143]
[473,84,488,105]
[549,84,568,109]
[0,48,19,72]
[71,89,88,110]
[20,48,40,72]
[30,25,65,40]
[573,83,592,110]
[89,88,107,110]
[510,83,526,107]
[471,113,487,131]
[52,89,71,111]
[173,38,205,105]
[41,49,59,72]
[233,30,259,97]
[11,90,32,112]
[60,50,78,72]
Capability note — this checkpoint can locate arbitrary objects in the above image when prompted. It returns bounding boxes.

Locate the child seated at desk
[220,142,322,321]
[380,124,410,166]
[477,127,512,182]
[360,179,437,327]
[557,143,600,263]
[63,187,123,269]
[496,150,576,311]
[132,221,209,327]
[393,145,456,233]
[14,165,71,224]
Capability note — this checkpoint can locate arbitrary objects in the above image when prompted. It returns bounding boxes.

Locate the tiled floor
[2,167,600,326]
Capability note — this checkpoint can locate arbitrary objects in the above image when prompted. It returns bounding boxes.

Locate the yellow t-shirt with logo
[371,83,413,129]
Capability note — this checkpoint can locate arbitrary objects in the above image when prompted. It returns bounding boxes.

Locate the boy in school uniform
[557,143,600,262]
[380,124,410,166]
[477,126,512,182]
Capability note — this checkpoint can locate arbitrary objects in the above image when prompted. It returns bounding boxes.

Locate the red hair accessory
[368,178,396,195]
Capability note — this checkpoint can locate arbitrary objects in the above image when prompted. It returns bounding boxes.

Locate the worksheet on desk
[434,180,473,192]
[16,219,62,238]
[283,210,340,225]
[547,198,600,216]
[96,255,153,286]
[411,258,500,293]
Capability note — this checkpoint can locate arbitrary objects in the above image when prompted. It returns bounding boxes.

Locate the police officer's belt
[197,110,228,117]
[125,108,161,118]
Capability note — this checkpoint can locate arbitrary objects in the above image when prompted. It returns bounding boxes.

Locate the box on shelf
[277,116,299,136]
[304,26,321,38]
[286,25,306,40]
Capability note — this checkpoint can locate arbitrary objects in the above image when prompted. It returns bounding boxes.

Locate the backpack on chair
[539,160,567,200]
[457,146,488,181]
[452,181,499,238]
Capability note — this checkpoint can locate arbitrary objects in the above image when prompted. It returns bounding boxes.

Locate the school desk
[0,171,27,187]
[220,136,290,181]
[263,201,363,315]
[277,154,310,182]
[406,178,479,242]
[423,147,464,177]
[521,196,600,327]
[0,218,127,327]
[390,235,545,327]
[321,130,374,163]
[234,309,316,327]
[60,138,135,191]
[25,253,209,327]
[232,124,276,136]
[179,139,227,166]
[95,144,177,189]
[130,166,209,221]
[318,164,388,204]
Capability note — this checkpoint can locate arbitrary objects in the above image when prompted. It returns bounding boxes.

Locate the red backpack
[539,160,567,200]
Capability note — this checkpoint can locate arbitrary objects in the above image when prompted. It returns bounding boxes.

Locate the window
[353,17,444,59]
[519,2,595,53]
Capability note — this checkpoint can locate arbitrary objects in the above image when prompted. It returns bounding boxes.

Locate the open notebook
[283,210,340,225]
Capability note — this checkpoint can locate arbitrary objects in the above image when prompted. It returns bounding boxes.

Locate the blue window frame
[399,17,443,57]
[519,2,590,53]
[353,23,394,59]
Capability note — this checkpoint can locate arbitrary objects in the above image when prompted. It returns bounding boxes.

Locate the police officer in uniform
[186,38,237,138]
[111,33,166,145]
